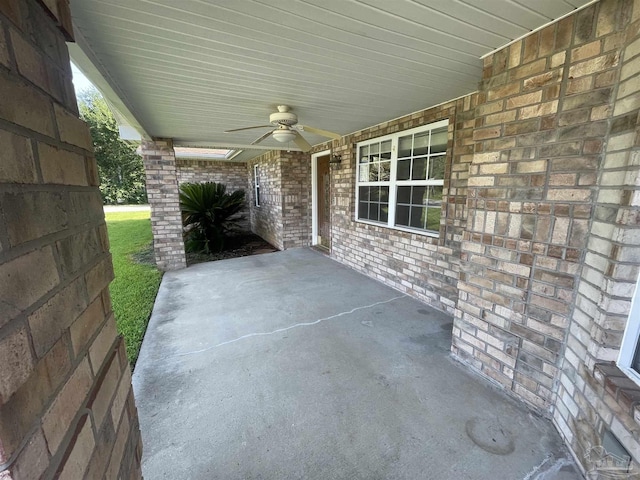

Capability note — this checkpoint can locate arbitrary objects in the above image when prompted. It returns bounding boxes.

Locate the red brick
[568,53,619,78]
[522,31,539,64]
[0,336,70,459]
[539,24,555,57]
[10,428,50,480]
[571,40,602,62]
[0,129,37,183]
[510,58,547,81]
[85,257,115,302]
[106,414,130,479]
[88,349,122,428]
[473,126,501,140]
[10,29,48,92]
[70,296,106,357]
[54,103,94,151]
[38,142,88,185]
[42,358,93,454]
[555,16,574,50]
[28,276,87,357]
[89,319,118,375]
[0,326,34,403]
[57,415,95,480]
[0,69,55,136]
[506,91,543,109]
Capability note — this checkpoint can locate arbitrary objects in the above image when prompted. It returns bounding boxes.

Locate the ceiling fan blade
[293,133,312,152]
[251,130,274,145]
[297,125,342,140]
[224,125,272,133]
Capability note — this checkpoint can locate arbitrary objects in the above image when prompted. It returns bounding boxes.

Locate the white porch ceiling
[69,0,594,161]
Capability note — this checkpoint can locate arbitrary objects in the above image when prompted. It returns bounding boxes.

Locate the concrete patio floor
[132,248,582,479]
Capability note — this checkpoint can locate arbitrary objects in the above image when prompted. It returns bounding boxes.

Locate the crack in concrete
[173,294,406,357]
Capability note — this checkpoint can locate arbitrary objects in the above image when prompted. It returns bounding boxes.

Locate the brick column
[0,0,142,478]
[454,0,635,413]
[142,139,186,271]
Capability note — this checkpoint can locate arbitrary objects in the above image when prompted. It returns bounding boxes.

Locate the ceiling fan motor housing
[270,111,298,126]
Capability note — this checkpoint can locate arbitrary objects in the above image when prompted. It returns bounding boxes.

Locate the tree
[78,89,147,204]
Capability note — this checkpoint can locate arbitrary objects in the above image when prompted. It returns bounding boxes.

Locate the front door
[317,155,331,249]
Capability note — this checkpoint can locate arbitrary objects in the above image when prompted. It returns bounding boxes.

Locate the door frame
[311,149,331,246]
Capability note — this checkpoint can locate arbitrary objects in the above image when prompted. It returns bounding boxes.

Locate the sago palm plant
[179,182,246,253]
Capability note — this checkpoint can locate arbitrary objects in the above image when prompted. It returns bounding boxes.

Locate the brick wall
[0,0,142,478]
[280,151,312,249]
[142,139,186,271]
[248,151,283,249]
[176,159,247,193]
[176,158,250,231]
[248,150,311,249]
[554,0,640,468]
[311,96,476,314]
[450,0,640,470]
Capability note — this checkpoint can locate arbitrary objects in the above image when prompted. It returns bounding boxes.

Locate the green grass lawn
[105,210,162,367]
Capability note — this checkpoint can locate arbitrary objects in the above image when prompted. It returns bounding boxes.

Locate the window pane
[358,201,368,219]
[380,204,389,222]
[369,203,380,222]
[369,163,379,182]
[359,186,370,201]
[380,186,389,202]
[381,140,392,154]
[395,205,410,226]
[359,164,369,182]
[427,186,443,206]
[414,131,429,156]
[379,161,390,181]
[412,157,427,180]
[430,127,448,154]
[397,159,411,180]
[360,145,369,161]
[398,135,412,158]
[369,186,380,202]
[426,207,441,231]
[429,156,445,180]
[370,143,379,156]
[410,206,425,229]
[397,186,411,204]
[412,186,427,205]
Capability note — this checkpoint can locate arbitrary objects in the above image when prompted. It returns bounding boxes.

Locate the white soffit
[69,0,594,156]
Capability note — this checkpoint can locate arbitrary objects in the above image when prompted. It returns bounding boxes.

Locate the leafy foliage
[78,89,147,204]
[179,182,246,253]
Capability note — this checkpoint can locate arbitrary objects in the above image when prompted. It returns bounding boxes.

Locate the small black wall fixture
[329,154,342,165]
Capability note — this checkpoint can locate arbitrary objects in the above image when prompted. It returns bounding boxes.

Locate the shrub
[179,182,246,253]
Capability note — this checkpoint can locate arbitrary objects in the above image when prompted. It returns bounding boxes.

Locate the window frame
[354,119,448,237]
[618,277,640,387]
[254,164,260,207]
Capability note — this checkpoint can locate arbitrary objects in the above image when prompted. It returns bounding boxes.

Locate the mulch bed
[185,232,278,266]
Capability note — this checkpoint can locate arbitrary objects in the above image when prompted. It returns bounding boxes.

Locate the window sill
[355,219,440,238]
[593,363,640,424]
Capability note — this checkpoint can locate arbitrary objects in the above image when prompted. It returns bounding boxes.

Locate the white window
[355,119,448,236]
[618,277,640,386]
[254,164,260,207]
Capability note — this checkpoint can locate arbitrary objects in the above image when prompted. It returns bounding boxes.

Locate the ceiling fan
[224,105,341,152]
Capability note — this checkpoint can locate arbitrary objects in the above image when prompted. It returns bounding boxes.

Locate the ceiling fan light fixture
[272,128,297,143]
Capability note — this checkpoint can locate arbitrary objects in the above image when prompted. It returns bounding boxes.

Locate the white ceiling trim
[69,0,595,159]
[480,0,600,58]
